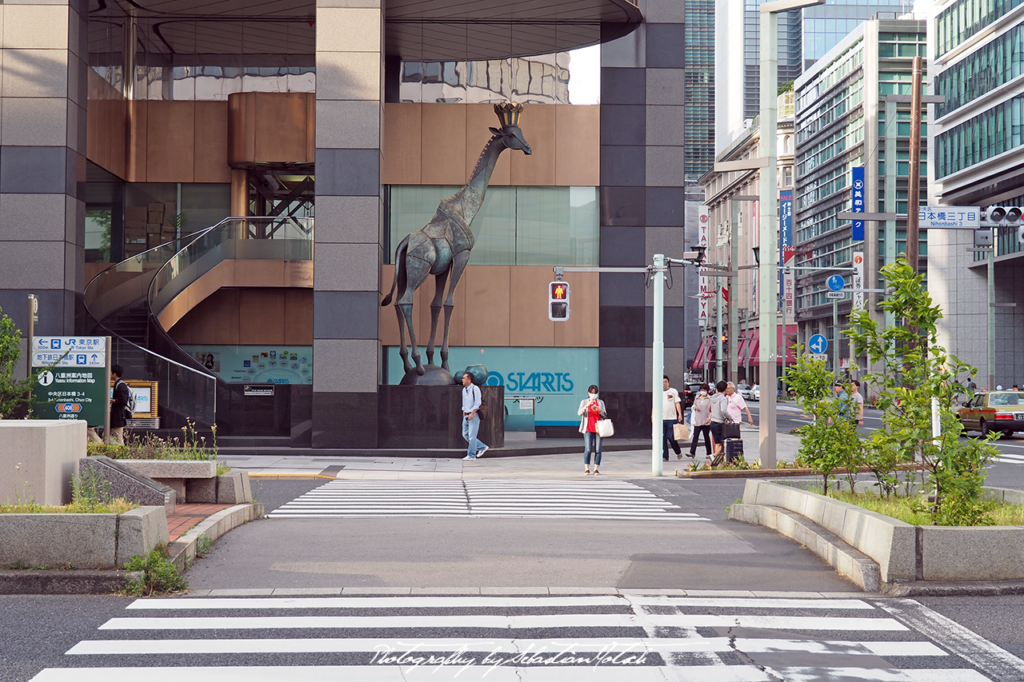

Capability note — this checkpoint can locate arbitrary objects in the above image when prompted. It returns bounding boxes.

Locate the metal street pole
[884,98,897,331]
[716,266,724,384]
[989,246,996,390]
[652,254,666,476]
[758,4,780,469]
[906,55,924,275]
[729,202,740,386]
[833,299,839,376]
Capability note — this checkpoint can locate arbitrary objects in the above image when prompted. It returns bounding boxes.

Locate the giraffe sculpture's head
[490,102,532,155]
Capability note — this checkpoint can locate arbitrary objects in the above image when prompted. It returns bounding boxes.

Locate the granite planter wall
[1,421,85,507]
[0,506,169,569]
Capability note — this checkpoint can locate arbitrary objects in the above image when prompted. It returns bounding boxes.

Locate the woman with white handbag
[578,385,609,475]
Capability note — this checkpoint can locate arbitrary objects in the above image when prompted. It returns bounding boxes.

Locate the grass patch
[123,546,188,596]
[828,490,1024,526]
[0,499,137,514]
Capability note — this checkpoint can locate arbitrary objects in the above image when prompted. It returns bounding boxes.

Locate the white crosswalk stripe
[31,594,1004,681]
[993,452,1024,465]
[268,479,707,521]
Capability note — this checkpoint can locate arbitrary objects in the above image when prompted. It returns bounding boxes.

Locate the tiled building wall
[311,0,386,447]
[0,0,89,339]
[599,1,688,435]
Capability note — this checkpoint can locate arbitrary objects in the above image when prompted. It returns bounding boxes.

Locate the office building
[685,0,716,178]
[792,18,927,371]
[927,0,1024,387]
[0,0,699,447]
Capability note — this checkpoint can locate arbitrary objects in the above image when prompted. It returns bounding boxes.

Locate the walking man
[461,372,488,460]
[658,375,683,462]
[850,379,865,426]
[109,364,130,446]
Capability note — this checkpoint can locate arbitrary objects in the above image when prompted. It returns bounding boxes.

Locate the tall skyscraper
[716,0,910,153]
[685,0,716,178]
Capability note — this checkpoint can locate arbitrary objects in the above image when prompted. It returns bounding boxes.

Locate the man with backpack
[460,371,488,460]
[109,364,131,445]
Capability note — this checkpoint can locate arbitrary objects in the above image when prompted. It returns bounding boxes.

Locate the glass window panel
[515,187,598,265]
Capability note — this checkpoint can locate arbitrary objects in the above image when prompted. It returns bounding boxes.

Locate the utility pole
[989,247,996,390]
[906,55,923,275]
[729,202,740,386]
[715,266,724,384]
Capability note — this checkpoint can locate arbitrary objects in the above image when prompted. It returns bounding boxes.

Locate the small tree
[784,349,862,494]
[0,305,36,419]
[845,260,998,525]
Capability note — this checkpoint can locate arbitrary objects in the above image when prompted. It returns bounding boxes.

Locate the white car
[751,385,760,401]
[738,384,754,400]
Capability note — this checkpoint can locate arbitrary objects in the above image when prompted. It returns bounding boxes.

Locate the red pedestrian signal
[548,281,570,321]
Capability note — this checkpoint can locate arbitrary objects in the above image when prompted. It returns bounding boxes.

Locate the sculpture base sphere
[398,364,457,386]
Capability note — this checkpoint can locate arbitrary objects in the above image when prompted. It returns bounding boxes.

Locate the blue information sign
[809,334,828,354]
[827,275,846,292]
[851,166,865,241]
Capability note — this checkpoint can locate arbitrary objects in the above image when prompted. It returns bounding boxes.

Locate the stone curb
[0,569,142,595]
[885,580,1024,597]
[679,464,925,479]
[729,503,881,591]
[168,502,264,573]
[182,587,875,598]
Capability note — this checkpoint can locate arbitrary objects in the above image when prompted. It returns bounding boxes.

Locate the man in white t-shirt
[658,375,683,461]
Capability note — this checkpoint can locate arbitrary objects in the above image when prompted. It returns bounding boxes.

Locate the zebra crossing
[994,451,1024,465]
[28,594,1014,681]
[268,479,707,521]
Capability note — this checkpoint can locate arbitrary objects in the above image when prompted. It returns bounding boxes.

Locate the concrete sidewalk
[223,427,802,481]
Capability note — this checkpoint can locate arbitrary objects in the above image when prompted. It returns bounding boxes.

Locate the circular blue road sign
[809,334,828,354]
[827,275,846,292]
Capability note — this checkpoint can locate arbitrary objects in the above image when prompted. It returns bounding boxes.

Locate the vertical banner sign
[851,166,865,241]
[751,201,759,313]
[779,190,795,317]
[698,205,710,328]
[852,251,865,311]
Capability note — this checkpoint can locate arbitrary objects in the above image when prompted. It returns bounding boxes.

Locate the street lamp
[757,0,825,469]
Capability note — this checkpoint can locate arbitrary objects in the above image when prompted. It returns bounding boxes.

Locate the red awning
[737,338,749,366]
[741,325,798,366]
[691,340,708,369]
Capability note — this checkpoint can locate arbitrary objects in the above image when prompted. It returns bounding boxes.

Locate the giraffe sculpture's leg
[395,305,413,374]
[441,250,472,373]
[426,268,450,366]
[397,256,433,376]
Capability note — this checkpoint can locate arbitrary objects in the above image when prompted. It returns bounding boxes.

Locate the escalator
[83,217,314,432]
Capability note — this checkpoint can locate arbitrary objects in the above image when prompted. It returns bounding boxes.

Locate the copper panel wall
[510,103,556,186]
[146,101,196,182]
[86,71,127,179]
[227,92,314,167]
[127,101,148,182]
[465,104,510,186]
[382,103,421,185]
[509,266,555,346]
[194,101,231,183]
[169,288,313,346]
[463,265,510,346]
[381,103,599,187]
[285,288,314,345]
[555,106,601,186]
[380,265,598,349]
[554,271,599,347]
[419,104,466,185]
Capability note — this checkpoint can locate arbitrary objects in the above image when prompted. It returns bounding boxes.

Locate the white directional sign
[827,291,845,299]
[811,353,828,363]
[809,334,828,354]
[827,275,846,292]
[31,337,106,368]
[918,206,979,229]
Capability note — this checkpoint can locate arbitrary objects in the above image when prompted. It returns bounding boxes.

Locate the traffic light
[980,206,1024,244]
[548,281,570,321]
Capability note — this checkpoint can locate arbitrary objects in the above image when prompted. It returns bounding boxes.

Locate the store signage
[851,166,865,241]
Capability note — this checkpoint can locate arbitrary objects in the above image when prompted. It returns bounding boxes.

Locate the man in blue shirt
[461,372,488,460]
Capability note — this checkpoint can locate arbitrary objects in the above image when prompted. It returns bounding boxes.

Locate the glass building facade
[685,0,716,177]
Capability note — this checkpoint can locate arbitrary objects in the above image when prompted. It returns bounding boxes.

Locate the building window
[936,0,1024,58]
[936,92,1024,178]
[934,23,1024,117]
[387,186,599,265]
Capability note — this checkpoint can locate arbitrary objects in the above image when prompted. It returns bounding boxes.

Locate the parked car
[958,391,1024,437]
[751,384,760,401]
[682,383,701,409]
[737,384,753,400]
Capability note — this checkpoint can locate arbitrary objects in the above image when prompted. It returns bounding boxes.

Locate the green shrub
[123,547,187,596]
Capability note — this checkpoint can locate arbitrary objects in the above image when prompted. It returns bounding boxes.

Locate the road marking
[876,598,1024,681]
[127,595,627,610]
[32,665,778,682]
[65,637,948,656]
[99,613,906,632]
[269,480,707,521]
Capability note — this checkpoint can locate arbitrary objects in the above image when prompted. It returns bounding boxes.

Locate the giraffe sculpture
[382,103,532,383]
